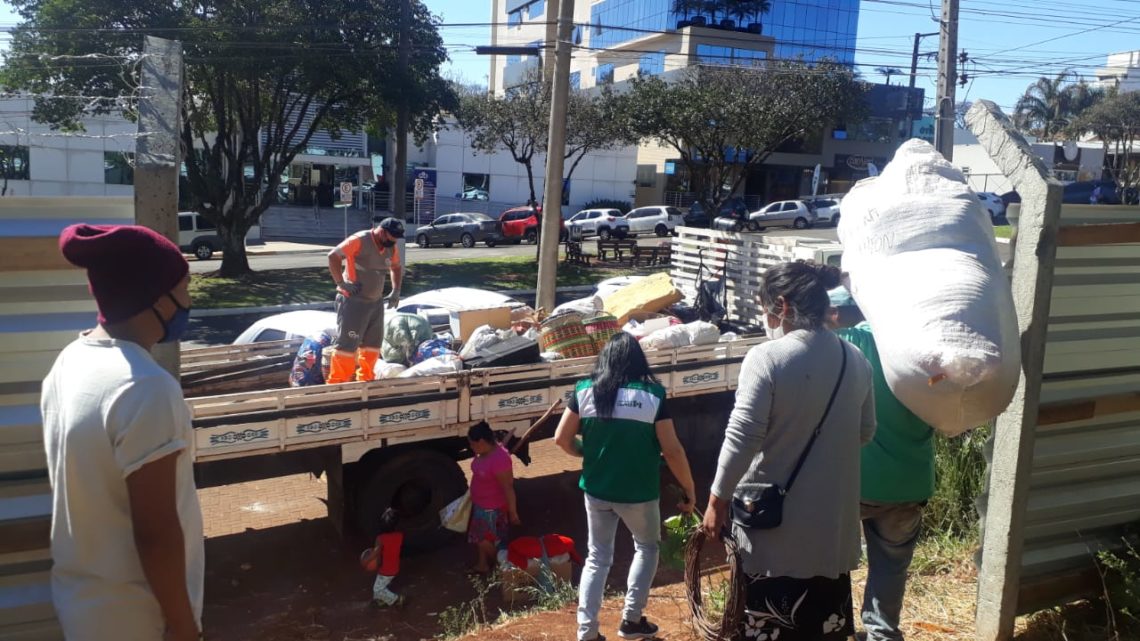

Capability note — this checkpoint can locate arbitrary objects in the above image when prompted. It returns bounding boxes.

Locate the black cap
[378,217,405,238]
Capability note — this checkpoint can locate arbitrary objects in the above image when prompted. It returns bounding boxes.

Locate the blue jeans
[861,502,924,641]
[577,494,661,641]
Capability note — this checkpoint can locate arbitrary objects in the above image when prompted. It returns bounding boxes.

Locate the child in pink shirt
[466,421,519,574]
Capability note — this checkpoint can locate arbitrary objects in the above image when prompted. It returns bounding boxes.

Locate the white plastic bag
[552,295,602,317]
[838,139,1020,436]
[640,325,691,351]
[439,492,472,533]
[459,325,502,360]
[373,360,408,379]
[398,354,464,377]
[683,321,721,346]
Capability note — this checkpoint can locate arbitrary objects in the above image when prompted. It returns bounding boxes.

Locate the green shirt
[837,323,936,503]
[567,379,668,504]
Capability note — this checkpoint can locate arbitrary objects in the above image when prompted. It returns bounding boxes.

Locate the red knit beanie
[59,224,189,325]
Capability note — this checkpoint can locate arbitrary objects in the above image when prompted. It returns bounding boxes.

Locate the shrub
[580,199,632,214]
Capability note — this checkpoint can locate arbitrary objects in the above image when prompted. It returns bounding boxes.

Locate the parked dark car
[685,197,749,227]
[1062,180,1138,205]
[415,212,502,248]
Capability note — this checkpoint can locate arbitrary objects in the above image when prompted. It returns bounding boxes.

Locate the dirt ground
[199,440,698,641]
[198,440,1001,641]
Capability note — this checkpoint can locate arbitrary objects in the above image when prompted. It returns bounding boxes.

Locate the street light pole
[935,0,960,161]
[535,0,575,313]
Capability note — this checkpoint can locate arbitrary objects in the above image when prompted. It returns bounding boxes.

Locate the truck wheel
[461,233,476,248]
[598,227,612,240]
[655,224,669,237]
[524,229,538,244]
[355,450,466,549]
[193,242,213,260]
[793,217,808,229]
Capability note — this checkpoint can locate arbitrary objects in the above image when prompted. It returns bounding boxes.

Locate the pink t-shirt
[470,444,512,509]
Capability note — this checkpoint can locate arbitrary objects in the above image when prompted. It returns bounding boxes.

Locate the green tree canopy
[454,69,637,207]
[625,60,866,211]
[1013,71,1103,141]
[3,0,454,275]
[1072,91,1140,204]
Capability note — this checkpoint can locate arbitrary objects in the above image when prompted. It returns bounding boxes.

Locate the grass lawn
[191,255,666,309]
[994,225,1012,239]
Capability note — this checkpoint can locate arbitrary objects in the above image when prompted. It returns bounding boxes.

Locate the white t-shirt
[41,336,204,640]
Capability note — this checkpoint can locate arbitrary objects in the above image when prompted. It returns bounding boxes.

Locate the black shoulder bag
[730,337,848,530]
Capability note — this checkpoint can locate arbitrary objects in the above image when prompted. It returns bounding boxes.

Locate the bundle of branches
[685,527,747,641]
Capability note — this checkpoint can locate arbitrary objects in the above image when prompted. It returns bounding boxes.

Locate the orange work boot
[356,348,380,382]
[327,350,358,384]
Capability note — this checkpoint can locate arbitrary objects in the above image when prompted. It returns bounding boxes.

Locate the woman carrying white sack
[838,139,1021,436]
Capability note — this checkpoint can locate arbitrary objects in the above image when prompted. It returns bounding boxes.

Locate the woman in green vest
[555,332,697,641]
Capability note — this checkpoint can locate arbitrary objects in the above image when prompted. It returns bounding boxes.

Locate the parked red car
[498,205,567,244]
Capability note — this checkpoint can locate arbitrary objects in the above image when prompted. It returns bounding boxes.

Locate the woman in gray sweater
[702,261,876,641]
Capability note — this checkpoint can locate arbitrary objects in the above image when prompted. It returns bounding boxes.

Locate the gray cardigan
[711,328,876,578]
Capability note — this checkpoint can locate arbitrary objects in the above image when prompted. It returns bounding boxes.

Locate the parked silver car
[804,197,841,226]
[747,200,817,231]
[416,213,502,248]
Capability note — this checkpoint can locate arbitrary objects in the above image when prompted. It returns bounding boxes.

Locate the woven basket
[539,313,597,359]
[583,313,620,353]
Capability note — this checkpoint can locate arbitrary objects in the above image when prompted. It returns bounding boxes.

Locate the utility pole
[908,31,938,143]
[543,0,561,83]
[135,36,183,378]
[392,0,411,221]
[935,0,959,161]
[535,0,575,313]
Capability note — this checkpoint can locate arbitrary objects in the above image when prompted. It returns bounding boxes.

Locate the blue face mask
[153,294,191,343]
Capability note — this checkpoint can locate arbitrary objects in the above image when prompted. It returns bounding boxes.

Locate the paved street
[190,227,847,273]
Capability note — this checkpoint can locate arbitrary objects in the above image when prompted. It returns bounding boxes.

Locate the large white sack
[838,139,1020,436]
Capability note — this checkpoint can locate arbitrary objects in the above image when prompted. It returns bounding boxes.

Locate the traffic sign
[339,182,353,204]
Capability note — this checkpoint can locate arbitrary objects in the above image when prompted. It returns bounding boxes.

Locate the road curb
[192,285,602,317]
[192,301,334,318]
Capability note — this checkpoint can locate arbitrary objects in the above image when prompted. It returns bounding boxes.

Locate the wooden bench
[633,243,672,266]
[565,241,593,266]
[596,239,637,264]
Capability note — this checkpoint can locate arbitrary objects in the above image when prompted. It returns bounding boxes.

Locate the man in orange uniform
[327,217,404,383]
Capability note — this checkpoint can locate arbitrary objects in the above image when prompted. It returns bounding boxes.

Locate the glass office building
[588,0,858,64]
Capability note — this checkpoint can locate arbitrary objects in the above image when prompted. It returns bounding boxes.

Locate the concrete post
[534,0,575,313]
[965,100,1064,641]
[134,36,184,378]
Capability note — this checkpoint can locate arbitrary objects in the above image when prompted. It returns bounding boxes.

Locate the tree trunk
[525,160,537,205]
[218,230,251,277]
[216,205,255,277]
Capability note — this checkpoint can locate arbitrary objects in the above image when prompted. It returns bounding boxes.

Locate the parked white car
[232,288,524,344]
[976,192,1006,220]
[746,200,817,231]
[624,206,686,237]
[566,209,630,240]
[805,197,842,226]
[178,211,262,260]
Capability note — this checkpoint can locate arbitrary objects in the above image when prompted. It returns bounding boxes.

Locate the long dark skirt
[740,573,854,641]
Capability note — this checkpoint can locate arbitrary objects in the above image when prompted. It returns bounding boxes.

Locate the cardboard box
[449,306,512,344]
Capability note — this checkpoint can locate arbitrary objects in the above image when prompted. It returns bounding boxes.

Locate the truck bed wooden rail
[189,336,765,462]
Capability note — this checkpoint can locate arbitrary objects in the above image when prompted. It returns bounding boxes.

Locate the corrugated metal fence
[0,197,134,639]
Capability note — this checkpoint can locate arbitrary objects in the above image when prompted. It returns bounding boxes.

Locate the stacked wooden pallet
[669,227,843,326]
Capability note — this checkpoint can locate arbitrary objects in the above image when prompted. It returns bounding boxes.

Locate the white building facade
[0,98,136,197]
[1095,50,1140,95]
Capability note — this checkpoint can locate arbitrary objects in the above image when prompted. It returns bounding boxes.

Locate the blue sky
[423,0,1140,115]
[2,0,1136,117]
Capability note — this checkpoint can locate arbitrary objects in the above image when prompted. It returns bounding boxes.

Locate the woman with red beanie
[41,224,204,641]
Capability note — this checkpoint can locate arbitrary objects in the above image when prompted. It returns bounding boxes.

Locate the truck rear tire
[354,450,466,549]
